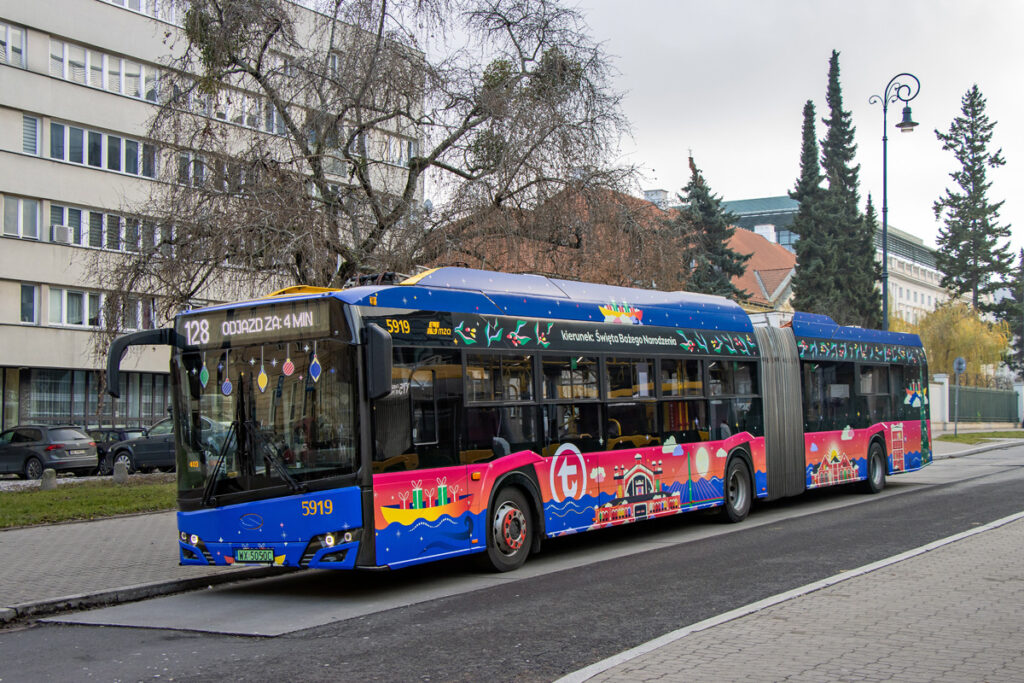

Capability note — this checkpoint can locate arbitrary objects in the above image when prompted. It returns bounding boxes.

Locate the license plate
[69,449,85,456]
[235,548,274,563]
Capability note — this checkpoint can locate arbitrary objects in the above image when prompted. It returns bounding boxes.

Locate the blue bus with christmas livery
[106,267,932,572]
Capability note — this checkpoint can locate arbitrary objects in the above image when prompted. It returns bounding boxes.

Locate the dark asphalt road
[2,453,1023,682]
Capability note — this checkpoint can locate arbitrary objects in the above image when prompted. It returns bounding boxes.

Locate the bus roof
[791,311,923,348]
[336,267,755,333]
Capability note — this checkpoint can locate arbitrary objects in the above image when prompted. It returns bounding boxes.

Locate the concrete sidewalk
[0,436,1019,628]
[0,512,277,624]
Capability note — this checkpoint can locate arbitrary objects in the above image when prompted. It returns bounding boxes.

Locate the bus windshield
[173,337,357,504]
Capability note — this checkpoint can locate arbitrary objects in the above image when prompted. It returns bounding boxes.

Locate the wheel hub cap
[494,503,527,556]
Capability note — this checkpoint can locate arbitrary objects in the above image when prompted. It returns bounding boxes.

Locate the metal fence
[948,385,1020,423]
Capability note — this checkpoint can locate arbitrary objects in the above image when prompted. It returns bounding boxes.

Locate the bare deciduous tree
[98,0,634,341]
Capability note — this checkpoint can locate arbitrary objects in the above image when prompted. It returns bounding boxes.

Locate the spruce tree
[790,99,838,315]
[934,84,1013,309]
[857,195,884,328]
[818,50,880,328]
[668,156,751,301]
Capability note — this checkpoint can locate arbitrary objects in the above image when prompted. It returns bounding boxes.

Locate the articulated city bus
[106,267,932,572]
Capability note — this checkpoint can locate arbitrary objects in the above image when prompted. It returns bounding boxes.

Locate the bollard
[113,460,129,484]
[40,468,57,491]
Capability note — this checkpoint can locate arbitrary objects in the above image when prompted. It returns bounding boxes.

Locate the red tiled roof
[726,229,796,307]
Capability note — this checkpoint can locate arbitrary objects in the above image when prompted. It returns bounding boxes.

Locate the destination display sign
[177,299,335,349]
[361,310,760,357]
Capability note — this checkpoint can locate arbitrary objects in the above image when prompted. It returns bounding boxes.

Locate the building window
[99,0,185,26]
[122,298,140,330]
[20,284,38,323]
[22,115,39,155]
[106,215,122,250]
[48,288,63,324]
[0,22,26,68]
[88,131,102,167]
[69,44,87,84]
[178,152,206,186]
[50,122,65,159]
[107,136,122,172]
[88,293,102,326]
[50,204,85,245]
[125,140,139,174]
[89,211,103,248]
[48,120,155,178]
[49,288,101,327]
[89,50,104,88]
[69,126,84,163]
[47,38,160,102]
[2,196,40,239]
[49,40,64,77]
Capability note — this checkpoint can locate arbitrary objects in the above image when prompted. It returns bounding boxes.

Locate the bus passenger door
[371,359,472,568]
[539,403,604,535]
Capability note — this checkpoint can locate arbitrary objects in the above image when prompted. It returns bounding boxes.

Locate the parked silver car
[0,425,99,479]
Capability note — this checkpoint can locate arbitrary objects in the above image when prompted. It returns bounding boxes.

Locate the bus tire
[721,456,752,523]
[481,487,532,572]
[861,441,886,494]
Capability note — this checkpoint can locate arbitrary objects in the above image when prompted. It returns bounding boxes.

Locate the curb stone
[0,566,297,626]
[933,439,1023,460]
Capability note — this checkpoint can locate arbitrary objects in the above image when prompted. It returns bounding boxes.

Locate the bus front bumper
[176,487,364,570]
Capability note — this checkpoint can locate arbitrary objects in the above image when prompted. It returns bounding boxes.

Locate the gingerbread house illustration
[594,453,682,523]
[811,448,860,487]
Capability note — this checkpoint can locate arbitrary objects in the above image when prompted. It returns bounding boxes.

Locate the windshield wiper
[244,419,305,493]
[200,422,235,507]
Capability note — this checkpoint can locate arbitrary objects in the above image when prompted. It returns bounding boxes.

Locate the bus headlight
[324,533,336,547]
[190,534,200,545]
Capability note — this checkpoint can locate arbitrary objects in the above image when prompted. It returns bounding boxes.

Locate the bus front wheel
[481,487,532,572]
[861,442,886,494]
[721,457,752,523]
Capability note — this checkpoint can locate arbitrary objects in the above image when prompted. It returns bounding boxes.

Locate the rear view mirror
[365,323,393,400]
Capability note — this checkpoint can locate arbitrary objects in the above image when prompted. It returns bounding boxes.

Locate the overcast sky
[576,0,1024,255]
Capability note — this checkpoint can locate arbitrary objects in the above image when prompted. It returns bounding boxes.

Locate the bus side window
[890,365,906,419]
[802,361,854,431]
[410,368,438,445]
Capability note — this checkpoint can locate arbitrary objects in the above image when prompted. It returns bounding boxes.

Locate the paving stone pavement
[585,516,1024,683]
[0,512,245,609]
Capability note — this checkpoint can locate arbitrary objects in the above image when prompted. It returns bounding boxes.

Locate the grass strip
[936,430,1024,445]
[0,478,176,529]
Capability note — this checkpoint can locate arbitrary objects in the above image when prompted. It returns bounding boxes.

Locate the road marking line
[556,509,1024,683]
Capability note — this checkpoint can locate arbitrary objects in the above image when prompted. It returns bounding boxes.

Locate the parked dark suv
[87,427,145,476]
[0,425,98,479]
[107,417,226,473]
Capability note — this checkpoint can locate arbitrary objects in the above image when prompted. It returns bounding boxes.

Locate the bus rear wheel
[721,457,752,523]
[861,442,886,494]
[481,487,532,572]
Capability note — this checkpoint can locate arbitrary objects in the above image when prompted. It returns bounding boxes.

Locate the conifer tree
[667,156,751,301]
[934,84,1013,309]
[790,99,837,315]
[856,196,884,328]
[991,249,1024,378]
[817,50,880,328]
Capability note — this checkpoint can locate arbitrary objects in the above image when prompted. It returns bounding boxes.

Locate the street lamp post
[869,73,920,331]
